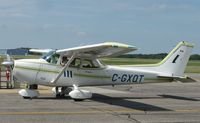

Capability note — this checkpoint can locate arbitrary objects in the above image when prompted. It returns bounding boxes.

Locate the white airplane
[2,41,194,101]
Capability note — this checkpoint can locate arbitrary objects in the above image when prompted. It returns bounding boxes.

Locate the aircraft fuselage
[13,59,158,87]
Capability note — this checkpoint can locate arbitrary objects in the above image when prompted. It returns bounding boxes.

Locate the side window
[60,56,69,66]
[82,59,93,68]
[82,59,101,68]
[70,58,81,68]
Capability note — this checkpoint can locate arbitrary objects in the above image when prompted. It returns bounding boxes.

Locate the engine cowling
[69,89,92,100]
[18,89,39,98]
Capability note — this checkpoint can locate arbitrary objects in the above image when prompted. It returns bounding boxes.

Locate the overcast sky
[0,0,199,54]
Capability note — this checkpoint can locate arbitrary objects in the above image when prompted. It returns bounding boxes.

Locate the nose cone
[1,54,14,66]
[11,59,26,83]
[12,59,23,77]
[11,59,43,84]
[1,61,14,66]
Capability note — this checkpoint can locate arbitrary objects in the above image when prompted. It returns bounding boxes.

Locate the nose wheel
[18,84,39,99]
[55,87,65,98]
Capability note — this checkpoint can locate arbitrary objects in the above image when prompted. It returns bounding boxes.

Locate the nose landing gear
[52,86,72,98]
[18,84,39,99]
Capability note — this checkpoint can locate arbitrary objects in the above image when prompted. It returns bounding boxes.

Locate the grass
[0,55,199,73]
[185,60,200,73]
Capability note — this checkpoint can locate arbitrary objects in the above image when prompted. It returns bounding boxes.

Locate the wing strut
[51,53,76,84]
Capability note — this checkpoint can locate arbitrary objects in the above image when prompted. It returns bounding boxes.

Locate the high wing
[29,49,54,54]
[56,42,137,57]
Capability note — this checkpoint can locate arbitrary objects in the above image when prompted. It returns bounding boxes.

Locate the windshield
[42,51,60,64]
[42,51,55,59]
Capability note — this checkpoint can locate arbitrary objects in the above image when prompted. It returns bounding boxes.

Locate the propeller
[1,54,14,67]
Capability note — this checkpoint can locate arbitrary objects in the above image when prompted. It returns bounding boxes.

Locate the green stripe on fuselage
[15,66,60,74]
[15,66,111,79]
[74,73,110,79]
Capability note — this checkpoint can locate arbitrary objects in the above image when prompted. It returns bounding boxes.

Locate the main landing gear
[52,85,92,101]
[69,85,92,101]
[18,84,92,101]
[52,86,72,98]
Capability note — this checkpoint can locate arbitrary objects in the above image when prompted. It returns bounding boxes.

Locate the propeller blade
[1,54,14,66]
[1,61,14,66]
[6,54,11,61]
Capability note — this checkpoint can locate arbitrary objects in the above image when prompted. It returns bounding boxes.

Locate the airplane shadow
[90,93,171,112]
[33,96,72,100]
[159,94,200,101]
[32,93,199,112]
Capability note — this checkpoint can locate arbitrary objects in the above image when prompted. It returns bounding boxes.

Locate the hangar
[0,48,28,56]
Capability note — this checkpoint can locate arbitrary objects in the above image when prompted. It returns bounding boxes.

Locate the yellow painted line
[0,111,101,115]
[0,110,143,115]
[0,108,199,115]
[175,109,200,113]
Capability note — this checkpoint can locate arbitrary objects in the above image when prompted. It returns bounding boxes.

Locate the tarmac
[0,73,199,123]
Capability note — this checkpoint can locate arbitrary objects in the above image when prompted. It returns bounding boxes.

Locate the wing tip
[179,41,194,48]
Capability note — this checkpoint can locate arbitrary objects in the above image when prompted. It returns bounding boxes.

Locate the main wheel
[29,84,38,89]
[74,99,84,101]
[23,96,31,99]
[61,87,72,95]
[56,93,65,98]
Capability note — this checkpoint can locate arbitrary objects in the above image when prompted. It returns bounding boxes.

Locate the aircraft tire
[56,93,65,98]
[74,99,84,101]
[29,84,38,89]
[23,96,31,99]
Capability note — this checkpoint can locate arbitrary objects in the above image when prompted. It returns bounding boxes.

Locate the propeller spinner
[1,54,14,67]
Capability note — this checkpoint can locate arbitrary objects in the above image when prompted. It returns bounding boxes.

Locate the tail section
[157,41,194,78]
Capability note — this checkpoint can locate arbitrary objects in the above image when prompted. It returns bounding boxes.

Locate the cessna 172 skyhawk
[2,41,194,101]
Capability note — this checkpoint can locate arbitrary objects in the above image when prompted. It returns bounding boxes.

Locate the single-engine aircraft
[2,41,194,101]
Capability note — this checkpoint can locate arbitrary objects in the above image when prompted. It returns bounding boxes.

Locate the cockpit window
[60,56,69,66]
[67,58,102,69]
[42,51,60,64]
[42,51,54,59]
[82,59,93,68]
[70,58,81,68]
[82,59,99,68]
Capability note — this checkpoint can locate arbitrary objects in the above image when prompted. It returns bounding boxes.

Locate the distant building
[0,49,7,55]
[0,48,29,56]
